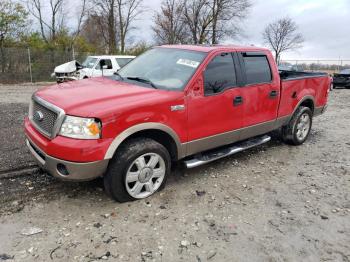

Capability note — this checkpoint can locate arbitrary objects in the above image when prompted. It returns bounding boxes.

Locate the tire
[281,106,313,145]
[104,138,171,202]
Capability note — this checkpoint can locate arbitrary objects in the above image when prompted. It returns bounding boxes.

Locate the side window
[204,53,236,95]
[96,59,113,70]
[242,54,272,85]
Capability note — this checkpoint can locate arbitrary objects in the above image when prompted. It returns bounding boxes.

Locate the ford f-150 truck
[25,45,330,202]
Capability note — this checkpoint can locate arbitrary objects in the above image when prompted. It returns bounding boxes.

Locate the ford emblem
[34,111,44,122]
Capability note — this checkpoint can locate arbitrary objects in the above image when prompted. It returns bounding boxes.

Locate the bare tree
[210,0,251,44]
[27,0,65,43]
[71,0,88,44]
[116,0,144,54]
[80,14,109,52]
[183,0,213,44]
[91,0,118,52]
[262,17,304,64]
[181,0,251,45]
[152,0,189,44]
[91,0,143,53]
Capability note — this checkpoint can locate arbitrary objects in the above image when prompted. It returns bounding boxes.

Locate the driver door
[186,52,244,154]
[93,59,114,77]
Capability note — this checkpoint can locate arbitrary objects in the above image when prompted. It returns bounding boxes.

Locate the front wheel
[281,106,313,145]
[104,138,171,202]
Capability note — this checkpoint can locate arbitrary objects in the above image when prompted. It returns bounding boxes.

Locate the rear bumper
[26,138,109,181]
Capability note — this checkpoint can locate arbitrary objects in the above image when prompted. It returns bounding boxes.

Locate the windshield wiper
[126,76,157,89]
[113,71,124,80]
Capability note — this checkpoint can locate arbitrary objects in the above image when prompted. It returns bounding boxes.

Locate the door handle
[269,90,278,98]
[233,96,243,106]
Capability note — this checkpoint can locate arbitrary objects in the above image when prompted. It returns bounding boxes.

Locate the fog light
[57,163,69,176]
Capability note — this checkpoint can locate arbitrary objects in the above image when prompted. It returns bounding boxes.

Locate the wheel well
[121,129,178,161]
[299,99,314,113]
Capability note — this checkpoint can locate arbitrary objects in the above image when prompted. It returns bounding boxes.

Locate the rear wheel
[282,106,313,145]
[104,138,171,202]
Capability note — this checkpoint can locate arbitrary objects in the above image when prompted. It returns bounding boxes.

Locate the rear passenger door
[238,52,280,129]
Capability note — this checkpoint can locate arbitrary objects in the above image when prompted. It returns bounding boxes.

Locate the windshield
[340,69,350,74]
[116,58,133,68]
[82,57,98,69]
[118,48,206,90]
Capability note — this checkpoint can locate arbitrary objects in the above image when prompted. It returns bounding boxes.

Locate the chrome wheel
[125,153,166,199]
[296,113,311,141]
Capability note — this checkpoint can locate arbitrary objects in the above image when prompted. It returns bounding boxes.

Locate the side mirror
[99,60,106,69]
[191,74,203,95]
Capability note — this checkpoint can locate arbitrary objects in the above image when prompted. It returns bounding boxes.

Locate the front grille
[31,100,58,137]
[56,72,68,77]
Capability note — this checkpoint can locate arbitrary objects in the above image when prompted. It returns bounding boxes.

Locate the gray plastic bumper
[26,138,109,181]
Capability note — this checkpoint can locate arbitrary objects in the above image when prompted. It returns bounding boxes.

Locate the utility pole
[27,47,33,83]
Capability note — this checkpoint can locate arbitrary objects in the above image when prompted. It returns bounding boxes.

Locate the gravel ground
[0,84,349,262]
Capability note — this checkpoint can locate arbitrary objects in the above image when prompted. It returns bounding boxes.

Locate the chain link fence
[280,60,350,74]
[0,47,91,84]
[1,47,350,84]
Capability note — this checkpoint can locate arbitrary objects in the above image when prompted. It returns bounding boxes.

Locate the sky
[132,0,350,61]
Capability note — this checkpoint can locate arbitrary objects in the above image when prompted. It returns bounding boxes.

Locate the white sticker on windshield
[176,58,200,68]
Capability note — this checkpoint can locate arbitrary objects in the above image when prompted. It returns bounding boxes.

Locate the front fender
[104,122,185,160]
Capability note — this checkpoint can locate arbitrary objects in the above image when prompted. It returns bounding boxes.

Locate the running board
[184,135,271,168]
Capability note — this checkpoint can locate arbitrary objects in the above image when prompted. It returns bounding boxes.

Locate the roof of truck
[159,44,270,53]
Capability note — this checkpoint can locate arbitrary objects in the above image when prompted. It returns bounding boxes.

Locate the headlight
[59,116,101,139]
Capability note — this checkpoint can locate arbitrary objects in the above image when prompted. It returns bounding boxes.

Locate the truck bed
[278,70,330,118]
[279,70,328,81]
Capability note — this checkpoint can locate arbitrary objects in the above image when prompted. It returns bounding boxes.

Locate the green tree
[0,0,28,72]
[0,0,28,46]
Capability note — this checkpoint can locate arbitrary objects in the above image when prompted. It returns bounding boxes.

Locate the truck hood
[54,60,82,73]
[35,77,182,117]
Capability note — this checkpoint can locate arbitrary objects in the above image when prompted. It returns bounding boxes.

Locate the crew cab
[25,45,330,202]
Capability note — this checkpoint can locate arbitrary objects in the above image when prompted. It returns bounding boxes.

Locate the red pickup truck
[25,45,330,202]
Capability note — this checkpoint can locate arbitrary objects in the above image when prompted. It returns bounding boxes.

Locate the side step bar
[184,135,271,168]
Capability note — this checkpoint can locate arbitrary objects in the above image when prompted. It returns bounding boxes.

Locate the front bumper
[26,138,109,181]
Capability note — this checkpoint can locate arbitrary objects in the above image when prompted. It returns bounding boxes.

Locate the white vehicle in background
[53,55,135,83]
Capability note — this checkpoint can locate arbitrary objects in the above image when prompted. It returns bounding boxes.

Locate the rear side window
[204,53,236,95]
[242,54,272,85]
